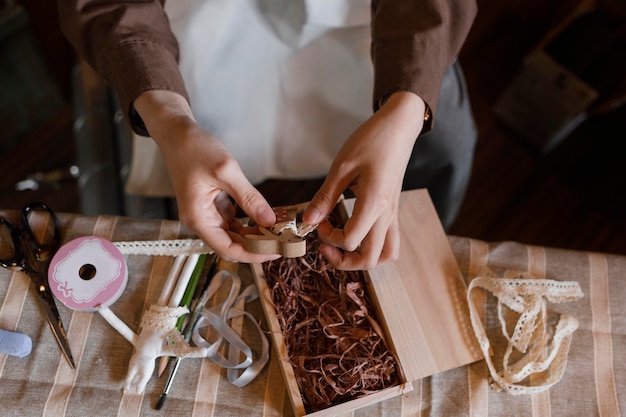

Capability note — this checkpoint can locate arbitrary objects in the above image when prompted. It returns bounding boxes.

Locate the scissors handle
[21,202,61,262]
[0,217,23,270]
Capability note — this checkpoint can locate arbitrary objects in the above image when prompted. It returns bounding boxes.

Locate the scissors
[0,202,75,368]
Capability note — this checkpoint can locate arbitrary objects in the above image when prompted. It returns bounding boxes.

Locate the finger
[201,226,281,264]
[182,194,279,264]
[356,218,388,268]
[319,214,396,270]
[315,191,387,253]
[211,191,263,238]
[318,243,375,271]
[314,219,351,252]
[378,215,400,264]
[340,191,391,251]
[302,175,351,226]
[220,168,275,227]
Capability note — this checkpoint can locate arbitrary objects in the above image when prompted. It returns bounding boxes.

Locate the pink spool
[49,236,128,312]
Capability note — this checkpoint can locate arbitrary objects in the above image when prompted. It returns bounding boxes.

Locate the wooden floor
[2,0,625,256]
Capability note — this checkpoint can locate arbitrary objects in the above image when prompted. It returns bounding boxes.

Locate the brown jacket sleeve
[371,0,477,131]
[58,0,188,136]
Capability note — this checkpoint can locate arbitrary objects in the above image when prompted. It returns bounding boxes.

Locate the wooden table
[0,198,624,416]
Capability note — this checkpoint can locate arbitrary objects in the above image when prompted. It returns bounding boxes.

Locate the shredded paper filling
[262,222,399,413]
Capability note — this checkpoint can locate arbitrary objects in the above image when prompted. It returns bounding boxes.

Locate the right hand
[134,90,279,263]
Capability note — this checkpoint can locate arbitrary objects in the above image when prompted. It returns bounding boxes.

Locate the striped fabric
[0,211,624,416]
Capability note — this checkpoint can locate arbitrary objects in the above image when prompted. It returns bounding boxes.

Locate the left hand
[303,92,426,270]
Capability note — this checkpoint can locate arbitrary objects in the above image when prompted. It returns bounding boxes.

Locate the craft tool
[149,254,197,377]
[175,254,206,330]
[0,202,75,368]
[156,253,206,377]
[168,253,200,309]
[156,255,218,410]
[157,254,187,306]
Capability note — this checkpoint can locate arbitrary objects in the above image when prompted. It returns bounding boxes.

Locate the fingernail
[304,207,323,225]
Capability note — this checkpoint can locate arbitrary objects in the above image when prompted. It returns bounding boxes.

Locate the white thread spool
[48,236,128,312]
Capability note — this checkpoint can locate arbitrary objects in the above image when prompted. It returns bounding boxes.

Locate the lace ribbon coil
[114,239,211,256]
[467,270,584,395]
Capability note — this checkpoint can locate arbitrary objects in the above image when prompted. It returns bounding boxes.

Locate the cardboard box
[250,189,482,416]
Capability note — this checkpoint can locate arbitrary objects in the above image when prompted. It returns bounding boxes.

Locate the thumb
[237,189,275,227]
[225,176,275,228]
[303,179,345,226]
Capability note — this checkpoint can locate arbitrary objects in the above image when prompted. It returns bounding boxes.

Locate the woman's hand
[134,90,279,263]
[303,92,426,270]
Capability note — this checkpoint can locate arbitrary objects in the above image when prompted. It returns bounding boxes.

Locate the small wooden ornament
[244,227,306,258]
[243,203,314,258]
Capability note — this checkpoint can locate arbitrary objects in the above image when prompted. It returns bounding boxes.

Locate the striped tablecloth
[0,211,624,416]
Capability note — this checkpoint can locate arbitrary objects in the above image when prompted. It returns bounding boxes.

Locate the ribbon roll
[49,236,128,312]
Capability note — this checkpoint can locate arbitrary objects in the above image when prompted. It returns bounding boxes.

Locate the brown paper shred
[262,227,400,413]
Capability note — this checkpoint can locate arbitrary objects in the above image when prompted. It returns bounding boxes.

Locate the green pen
[176,253,207,329]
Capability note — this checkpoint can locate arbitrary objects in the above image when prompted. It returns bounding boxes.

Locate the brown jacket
[58,0,476,136]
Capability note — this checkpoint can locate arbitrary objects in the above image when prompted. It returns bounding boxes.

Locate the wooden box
[250,189,482,416]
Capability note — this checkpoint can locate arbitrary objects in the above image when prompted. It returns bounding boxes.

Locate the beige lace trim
[140,305,189,332]
[467,269,584,395]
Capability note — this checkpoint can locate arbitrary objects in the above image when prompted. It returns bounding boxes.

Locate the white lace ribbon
[114,239,211,256]
[467,270,584,394]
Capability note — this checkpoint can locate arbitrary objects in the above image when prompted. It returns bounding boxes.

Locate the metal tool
[0,202,75,368]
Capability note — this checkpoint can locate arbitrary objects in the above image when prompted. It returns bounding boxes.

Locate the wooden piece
[250,189,482,416]
[244,227,306,258]
[244,203,312,258]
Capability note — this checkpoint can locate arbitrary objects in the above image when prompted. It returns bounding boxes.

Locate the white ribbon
[192,270,270,388]
[467,270,584,394]
[114,239,211,256]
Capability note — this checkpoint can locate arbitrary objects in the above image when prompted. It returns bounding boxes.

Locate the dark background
[1,0,625,255]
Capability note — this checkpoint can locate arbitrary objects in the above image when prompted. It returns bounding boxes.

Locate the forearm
[58,0,188,136]
[371,0,477,129]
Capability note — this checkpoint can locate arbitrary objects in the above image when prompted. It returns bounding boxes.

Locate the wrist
[381,92,427,138]
[133,90,195,139]
[384,92,426,116]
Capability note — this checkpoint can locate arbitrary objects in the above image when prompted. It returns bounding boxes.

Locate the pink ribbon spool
[48,236,128,312]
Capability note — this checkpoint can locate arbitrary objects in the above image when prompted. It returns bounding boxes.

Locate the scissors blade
[29,271,76,369]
